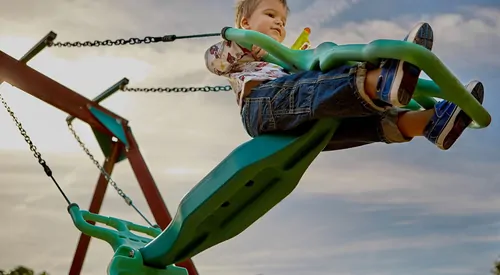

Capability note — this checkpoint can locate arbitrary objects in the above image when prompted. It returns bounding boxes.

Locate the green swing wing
[66,27,491,275]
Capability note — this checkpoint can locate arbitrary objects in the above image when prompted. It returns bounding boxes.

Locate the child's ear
[240,17,250,29]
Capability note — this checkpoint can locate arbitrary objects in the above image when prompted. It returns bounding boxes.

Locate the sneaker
[423,80,485,150]
[376,22,434,107]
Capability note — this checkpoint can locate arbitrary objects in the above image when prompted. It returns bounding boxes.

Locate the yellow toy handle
[291,27,311,50]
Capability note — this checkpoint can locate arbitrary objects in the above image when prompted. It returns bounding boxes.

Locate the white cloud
[299,147,500,216]
[288,0,360,28]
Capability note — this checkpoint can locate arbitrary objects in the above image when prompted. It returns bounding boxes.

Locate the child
[204,0,485,151]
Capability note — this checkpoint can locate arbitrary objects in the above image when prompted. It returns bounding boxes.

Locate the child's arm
[204,40,247,76]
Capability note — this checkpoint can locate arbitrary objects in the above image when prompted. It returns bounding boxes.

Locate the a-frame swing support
[0,32,199,275]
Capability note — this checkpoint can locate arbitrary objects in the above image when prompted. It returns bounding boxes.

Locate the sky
[0,0,499,274]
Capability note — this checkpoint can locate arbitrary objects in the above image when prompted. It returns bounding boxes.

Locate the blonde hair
[235,0,290,28]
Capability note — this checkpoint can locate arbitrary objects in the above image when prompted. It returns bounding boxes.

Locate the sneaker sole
[438,81,485,150]
[390,23,434,106]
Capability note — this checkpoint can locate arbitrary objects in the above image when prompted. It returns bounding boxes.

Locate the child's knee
[240,97,276,137]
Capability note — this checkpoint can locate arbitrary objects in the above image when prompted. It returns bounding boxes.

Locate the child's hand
[251,45,267,60]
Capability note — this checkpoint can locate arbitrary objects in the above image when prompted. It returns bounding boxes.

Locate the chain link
[49,36,168,48]
[123,85,232,93]
[66,124,129,199]
[0,91,72,204]
[66,123,155,226]
[48,32,220,48]
[0,93,47,167]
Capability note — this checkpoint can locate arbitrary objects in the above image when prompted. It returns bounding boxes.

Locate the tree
[491,259,500,275]
[0,266,49,275]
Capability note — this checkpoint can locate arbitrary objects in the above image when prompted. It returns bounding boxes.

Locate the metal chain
[66,123,155,227]
[0,93,45,165]
[48,32,220,48]
[46,31,231,93]
[49,36,172,48]
[0,89,154,226]
[0,91,72,204]
[123,85,232,93]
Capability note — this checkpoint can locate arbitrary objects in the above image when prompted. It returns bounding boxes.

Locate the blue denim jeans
[240,62,412,151]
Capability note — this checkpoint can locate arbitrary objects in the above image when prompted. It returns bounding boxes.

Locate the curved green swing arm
[67,203,161,250]
[66,27,491,275]
[67,203,189,275]
[220,27,491,129]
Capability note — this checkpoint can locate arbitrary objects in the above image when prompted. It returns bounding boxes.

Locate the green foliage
[0,266,49,275]
[492,259,500,275]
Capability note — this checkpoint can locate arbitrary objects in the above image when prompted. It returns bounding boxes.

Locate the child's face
[240,0,287,43]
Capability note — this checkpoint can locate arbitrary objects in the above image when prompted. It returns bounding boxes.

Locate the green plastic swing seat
[67,26,491,275]
[139,118,339,268]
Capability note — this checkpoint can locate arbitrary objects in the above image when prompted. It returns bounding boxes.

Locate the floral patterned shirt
[204,40,290,107]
